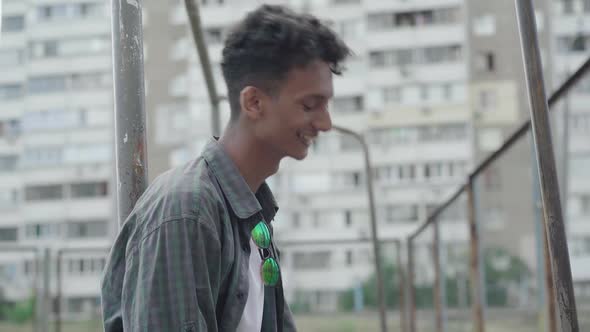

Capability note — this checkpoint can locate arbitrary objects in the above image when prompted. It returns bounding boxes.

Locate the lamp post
[332,125,388,332]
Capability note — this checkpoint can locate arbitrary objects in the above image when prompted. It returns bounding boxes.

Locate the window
[580,195,590,215]
[0,188,18,209]
[1,15,25,32]
[383,86,401,103]
[204,27,224,44]
[420,85,429,100]
[0,84,24,100]
[345,210,352,227]
[28,76,67,94]
[293,251,331,269]
[442,83,453,101]
[479,89,498,110]
[399,165,416,181]
[473,15,496,36]
[333,96,364,113]
[0,156,18,172]
[332,0,360,4]
[292,213,300,228]
[0,228,18,242]
[425,162,443,179]
[25,223,61,239]
[71,72,110,90]
[23,147,63,166]
[25,185,63,201]
[384,204,418,222]
[66,221,108,238]
[0,49,24,67]
[563,0,574,14]
[477,52,495,72]
[345,250,353,266]
[368,13,395,30]
[340,135,360,152]
[70,182,108,198]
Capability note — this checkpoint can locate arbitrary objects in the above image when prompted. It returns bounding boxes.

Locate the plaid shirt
[101,139,296,332]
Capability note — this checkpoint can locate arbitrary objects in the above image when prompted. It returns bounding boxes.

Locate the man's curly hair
[221,4,351,121]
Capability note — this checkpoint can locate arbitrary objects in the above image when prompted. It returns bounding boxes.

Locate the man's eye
[302,104,312,111]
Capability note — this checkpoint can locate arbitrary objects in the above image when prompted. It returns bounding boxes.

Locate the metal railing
[404,2,590,330]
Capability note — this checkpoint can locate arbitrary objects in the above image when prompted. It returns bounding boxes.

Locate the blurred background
[0,0,589,331]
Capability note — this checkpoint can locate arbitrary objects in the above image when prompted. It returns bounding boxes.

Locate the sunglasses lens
[261,257,280,286]
[251,221,271,249]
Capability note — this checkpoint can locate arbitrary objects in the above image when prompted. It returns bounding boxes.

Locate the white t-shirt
[236,238,265,332]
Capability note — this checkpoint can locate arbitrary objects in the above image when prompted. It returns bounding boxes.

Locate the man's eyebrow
[299,94,331,103]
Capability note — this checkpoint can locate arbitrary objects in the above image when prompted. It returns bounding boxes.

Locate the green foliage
[0,297,35,324]
[338,246,531,311]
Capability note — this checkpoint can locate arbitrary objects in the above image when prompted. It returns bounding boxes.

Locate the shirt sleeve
[121,217,222,332]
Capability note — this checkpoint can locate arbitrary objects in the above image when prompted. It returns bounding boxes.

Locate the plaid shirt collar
[202,138,279,221]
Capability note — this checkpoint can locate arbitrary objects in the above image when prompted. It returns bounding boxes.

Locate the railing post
[514,0,579,330]
[543,221,558,332]
[40,248,50,332]
[55,250,63,332]
[396,240,407,332]
[467,179,485,332]
[111,0,149,227]
[407,239,416,332]
[433,222,444,332]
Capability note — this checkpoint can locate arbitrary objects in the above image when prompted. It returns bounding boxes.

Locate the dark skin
[219,60,334,192]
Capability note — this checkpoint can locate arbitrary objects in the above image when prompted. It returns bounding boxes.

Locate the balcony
[367,24,464,50]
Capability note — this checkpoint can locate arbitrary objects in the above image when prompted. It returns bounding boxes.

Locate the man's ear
[239,86,263,120]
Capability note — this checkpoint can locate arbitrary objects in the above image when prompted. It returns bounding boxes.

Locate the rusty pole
[514,0,579,330]
[55,251,63,332]
[433,222,444,332]
[543,218,558,332]
[407,239,416,332]
[185,0,222,136]
[332,125,388,332]
[111,0,149,226]
[396,240,407,332]
[467,179,485,332]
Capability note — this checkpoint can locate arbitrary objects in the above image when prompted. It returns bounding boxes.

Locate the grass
[2,309,590,332]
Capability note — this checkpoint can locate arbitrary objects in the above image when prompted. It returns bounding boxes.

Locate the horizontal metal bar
[278,238,402,247]
[408,55,590,240]
[470,55,590,179]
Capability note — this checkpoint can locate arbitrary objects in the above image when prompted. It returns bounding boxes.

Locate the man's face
[256,60,333,161]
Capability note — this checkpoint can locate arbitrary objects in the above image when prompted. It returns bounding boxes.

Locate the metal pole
[332,125,387,332]
[514,1,579,330]
[34,252,40,332]
[531,135,558,332]
[407,239,416,332]
[467,179,485,332]
[41,248,50,332]
[433,222,443,332]
[396,240,407,332]
[55,250,62,332]
[111,0,149,226]
[561,91,570,233]
[185,0,222,137]
[543,216,558,332]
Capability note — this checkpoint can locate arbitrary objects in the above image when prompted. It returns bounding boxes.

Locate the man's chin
[289,148,308,161]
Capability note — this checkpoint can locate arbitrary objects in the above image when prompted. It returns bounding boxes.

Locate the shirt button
[237,292,245,300]
[242,244,249,253]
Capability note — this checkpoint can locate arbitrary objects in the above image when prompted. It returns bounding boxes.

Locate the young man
[101,4,350,332]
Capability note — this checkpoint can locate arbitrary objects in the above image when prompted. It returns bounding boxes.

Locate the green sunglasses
[251,221,280,286]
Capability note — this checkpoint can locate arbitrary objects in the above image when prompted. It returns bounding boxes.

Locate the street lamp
[332,125,388,332]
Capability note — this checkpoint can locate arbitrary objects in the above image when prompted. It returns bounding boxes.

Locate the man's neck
[219,127,281,193]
